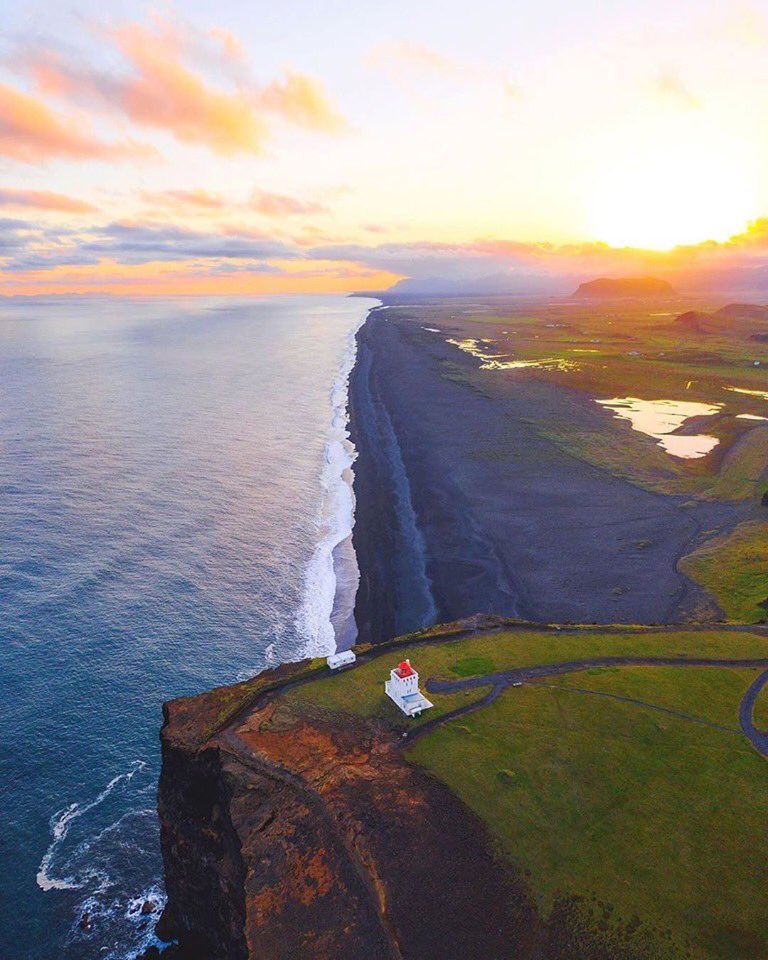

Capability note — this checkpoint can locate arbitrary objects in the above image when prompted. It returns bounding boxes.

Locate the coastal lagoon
[0,294,376,960]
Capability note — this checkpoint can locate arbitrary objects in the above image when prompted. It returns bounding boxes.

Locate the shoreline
[296,299,379,657]
[348,308,438,644]
[348,304,738,639]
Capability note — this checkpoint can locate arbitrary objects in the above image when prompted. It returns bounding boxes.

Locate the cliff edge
[154,633,542,960]
[153,620,768,960]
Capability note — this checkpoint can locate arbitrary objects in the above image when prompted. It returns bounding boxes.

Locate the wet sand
[350,308,743,644]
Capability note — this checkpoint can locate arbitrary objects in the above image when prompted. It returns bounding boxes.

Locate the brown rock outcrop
[156,663,543,960]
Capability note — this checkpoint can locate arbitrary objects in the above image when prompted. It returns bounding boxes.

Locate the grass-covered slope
[285,625,768,960]
[679,519,768,622]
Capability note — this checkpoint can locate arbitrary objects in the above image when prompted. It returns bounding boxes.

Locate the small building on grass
[385,659,433,717]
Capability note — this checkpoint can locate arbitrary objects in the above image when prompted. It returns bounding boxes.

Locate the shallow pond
[596,397,722,459]
[447,338,578,372]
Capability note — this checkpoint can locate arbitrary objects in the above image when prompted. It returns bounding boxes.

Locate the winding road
[420,656,768,756]
[739,669,768,755]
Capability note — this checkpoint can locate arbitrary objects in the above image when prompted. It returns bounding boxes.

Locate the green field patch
[449,655,496,676]
[406,668,767,960]
[679,520,768,622]
[549,664,759,728]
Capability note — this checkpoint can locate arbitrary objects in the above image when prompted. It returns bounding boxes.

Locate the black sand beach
[350,305,742,643]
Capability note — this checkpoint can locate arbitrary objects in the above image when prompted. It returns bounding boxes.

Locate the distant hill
[673,310,713,334]
[671,303,768,336]
[715,303,768,321]
[573,277,675,298]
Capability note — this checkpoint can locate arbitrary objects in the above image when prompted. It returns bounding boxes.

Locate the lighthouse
[385,659,434,717]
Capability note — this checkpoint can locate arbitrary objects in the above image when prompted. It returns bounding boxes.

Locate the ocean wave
[38,760,166,960]
[37,760,147,893]
[295,310,368,658]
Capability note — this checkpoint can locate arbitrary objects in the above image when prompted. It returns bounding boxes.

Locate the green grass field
[285,626,768,960]
[679,520,768,622]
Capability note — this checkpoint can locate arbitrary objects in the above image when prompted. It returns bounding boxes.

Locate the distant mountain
[383,272,569,298]
[573,277,675,298]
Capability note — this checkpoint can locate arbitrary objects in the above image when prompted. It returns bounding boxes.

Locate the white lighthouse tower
[385,659,433,717]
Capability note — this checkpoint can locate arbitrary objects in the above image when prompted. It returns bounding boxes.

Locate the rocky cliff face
[154,660,542,960]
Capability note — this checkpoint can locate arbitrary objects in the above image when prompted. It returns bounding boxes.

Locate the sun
[589,134,755,251]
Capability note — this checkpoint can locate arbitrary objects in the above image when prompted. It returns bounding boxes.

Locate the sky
[2,0,768,295]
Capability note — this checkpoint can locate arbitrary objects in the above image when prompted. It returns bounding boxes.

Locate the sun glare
[590,138,755,251]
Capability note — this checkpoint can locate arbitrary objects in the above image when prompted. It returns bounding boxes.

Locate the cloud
[0,187,97,213]
[140,189,226,211]
[12,17,345,156]
[306,225,768,295]
[76,221,298,264]
[250,189,328,217]
[0,217,34,253]
[6,213,768,296]
[139,187,328,218]
[724,217,768,247]
[0,82,151,163]
[258,71,346,133]
[109,22,267,154]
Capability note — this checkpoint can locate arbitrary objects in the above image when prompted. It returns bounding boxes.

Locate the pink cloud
[112,22,267,154]
[250,189,328,217]
[0,81,151,163]
[14,18,346,156]
[0,186,97,213]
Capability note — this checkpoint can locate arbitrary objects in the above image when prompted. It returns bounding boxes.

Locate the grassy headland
[284,624,768,960]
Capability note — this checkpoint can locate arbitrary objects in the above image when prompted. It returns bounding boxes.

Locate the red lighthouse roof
[395,660,415,678]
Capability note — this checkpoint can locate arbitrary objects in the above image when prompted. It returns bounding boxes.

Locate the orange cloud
[0,82,150,163]
[112,22,266,154]
[0,187,97,213]
[140,189,226,210]
[259,71,346,133]
[16,19,346,156]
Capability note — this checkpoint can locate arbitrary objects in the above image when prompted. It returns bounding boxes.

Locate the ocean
[0,294,377,960]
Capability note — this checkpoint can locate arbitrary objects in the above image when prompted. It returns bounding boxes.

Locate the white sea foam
[37,760,146,892]
[295,308,370,658]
